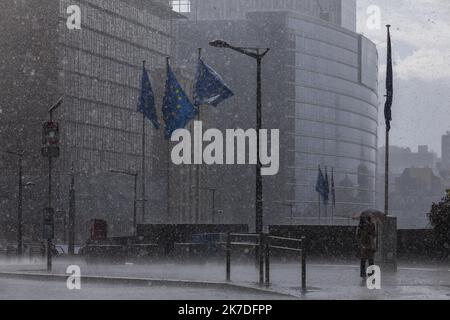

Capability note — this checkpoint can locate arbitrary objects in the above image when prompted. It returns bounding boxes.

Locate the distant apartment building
[442,132,450,170]
[376,144,444,229]
[378,145,438,175]
[392,168,444,229]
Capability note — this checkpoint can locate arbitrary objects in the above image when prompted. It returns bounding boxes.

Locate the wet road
[0,277,288,300]
[0,258,448,300]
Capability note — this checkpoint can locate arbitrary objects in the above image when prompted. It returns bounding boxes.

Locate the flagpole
[141,60,147,224]
[195,48,202,224]
[317,165,321,225]
[325,167,328,224]
[331,202,334,225]
[331,168,335,225]
[166,57,171,221]
[385,127,389,216]
[318,194,321,225]
[384,25,392,217]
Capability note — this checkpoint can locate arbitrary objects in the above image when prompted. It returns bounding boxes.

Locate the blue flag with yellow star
[193,58,234,107]
[162,63,198,139]
[138,64,160,129]
[315,166,329,205]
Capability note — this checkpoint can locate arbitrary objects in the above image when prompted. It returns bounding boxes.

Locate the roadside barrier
[225,233,307,293]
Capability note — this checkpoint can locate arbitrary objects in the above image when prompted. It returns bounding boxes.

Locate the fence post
[259,233,264,286]
[301,236,307,293]
[265,234,270,287]
[226,232,231,282]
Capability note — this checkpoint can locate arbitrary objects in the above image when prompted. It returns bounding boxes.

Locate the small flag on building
[162,60,198,139]
[316,166,329,205]
[193,57,234,107]
[331,168,336,208]
[137,63,160,129]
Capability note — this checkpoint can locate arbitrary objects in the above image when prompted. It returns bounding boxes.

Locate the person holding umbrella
[355,210,383,279]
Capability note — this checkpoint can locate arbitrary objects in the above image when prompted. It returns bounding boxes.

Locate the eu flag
[138,65,160,129]
[316,166,329,205]
[162,63,198,139]
[193,58,234,107]
[385,26,393,132]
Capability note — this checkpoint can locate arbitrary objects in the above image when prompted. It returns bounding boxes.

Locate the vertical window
[172,0,191,13]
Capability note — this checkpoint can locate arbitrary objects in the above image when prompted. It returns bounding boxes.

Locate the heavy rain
[0,0,448,304]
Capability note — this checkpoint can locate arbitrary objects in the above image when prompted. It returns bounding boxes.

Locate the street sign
[41,146,60,158]
[43,207,55,240]
[42,122,60,145]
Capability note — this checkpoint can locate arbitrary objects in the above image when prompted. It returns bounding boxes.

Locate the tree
[427,192,450,258]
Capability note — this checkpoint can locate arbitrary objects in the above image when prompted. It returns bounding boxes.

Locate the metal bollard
[301,236,307,293]
[265,235,270,287]
[226,232,231,282]
[259,233,264,286]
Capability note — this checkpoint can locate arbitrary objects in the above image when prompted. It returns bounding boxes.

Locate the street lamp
[44,96,63,272]
[209,40,269,234]
[109,169,138,236]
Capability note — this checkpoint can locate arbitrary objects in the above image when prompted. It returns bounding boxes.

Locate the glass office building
[289,15,378,222]
[57,0,173,175]
[56,0,181,237]
[177,0,378,227]
[180,0,356,31]
[0,0,181,241]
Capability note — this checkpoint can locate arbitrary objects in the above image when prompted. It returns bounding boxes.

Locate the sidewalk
[0,257,448,300]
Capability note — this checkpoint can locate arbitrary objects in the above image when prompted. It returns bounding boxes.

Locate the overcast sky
[356,0,450,156]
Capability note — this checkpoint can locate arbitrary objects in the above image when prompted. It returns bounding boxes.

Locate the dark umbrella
[352,209,387,221]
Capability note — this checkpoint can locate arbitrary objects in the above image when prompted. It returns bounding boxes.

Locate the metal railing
[225,233,261,284]
[265,235,306,293]
[224,233,307,293]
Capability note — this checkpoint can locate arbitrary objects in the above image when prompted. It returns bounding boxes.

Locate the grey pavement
[0,277,290,300]
[0,257,448,300]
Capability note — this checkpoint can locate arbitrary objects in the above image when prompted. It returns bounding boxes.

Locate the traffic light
[43,207,55,240]
[41,121,60,158]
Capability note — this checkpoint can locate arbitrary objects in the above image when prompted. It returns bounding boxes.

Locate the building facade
[176,0,378,228]
[0,0,182,243]
[442,132,450,170]
[177,0,356,31]
[378,145,438,175]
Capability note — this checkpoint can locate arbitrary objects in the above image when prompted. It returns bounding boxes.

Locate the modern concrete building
[392,168,444,229]
[176,0,357,31]
[378,145,438,175]
[175,0,379,228]
[442,132,450,170]
[0,0,183,242]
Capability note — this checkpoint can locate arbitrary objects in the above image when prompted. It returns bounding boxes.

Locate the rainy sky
[356,0,450,156]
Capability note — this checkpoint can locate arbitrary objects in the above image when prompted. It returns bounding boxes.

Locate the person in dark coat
[356,215,377,278]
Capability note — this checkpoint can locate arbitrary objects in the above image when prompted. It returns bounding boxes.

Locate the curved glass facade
[177,9,378,227]
[286,14,378,220]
